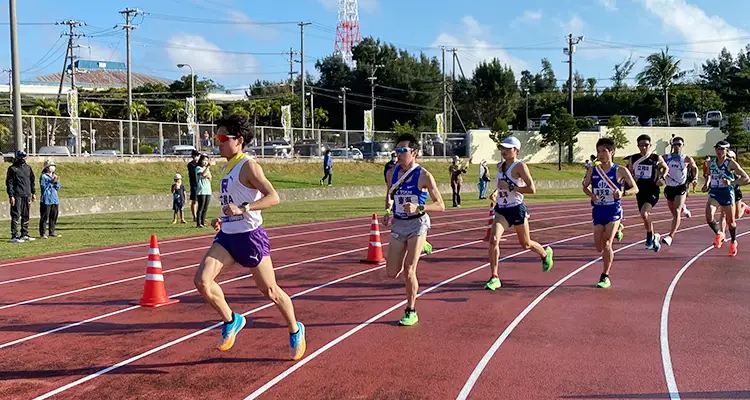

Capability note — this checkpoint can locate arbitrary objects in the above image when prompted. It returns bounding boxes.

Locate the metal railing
[0,114,468,159]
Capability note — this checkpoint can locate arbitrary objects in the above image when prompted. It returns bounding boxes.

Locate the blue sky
[2,0,750,91]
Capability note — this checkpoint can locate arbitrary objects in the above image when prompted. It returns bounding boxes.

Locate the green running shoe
[423,241,433,255]
[399,309,418,326]
[484,277,501,290]
[542,246,554,272]
[597,275,611,289]
[616,224,624,242]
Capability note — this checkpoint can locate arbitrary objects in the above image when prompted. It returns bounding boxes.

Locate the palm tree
[246,100,271,128]
[29,98,61,146]
[162,100,187,145]
[200,101,223,134]
[636,46,689,127]
[79,101,104,152]
[125,100,150,153]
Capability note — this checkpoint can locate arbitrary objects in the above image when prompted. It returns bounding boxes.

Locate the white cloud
[518,10,543,23]
[638,0,749,56]
[319,0,378,13]
[561,13,584,33]
[226,10,279,42]
[599,0,617,11]
[165,34,258,76]
[432,16,527,74]
[81,43,123,62]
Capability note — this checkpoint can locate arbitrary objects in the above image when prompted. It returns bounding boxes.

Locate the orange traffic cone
[360,214,386,264]
[483,202,495,241]
[131,235,180,308]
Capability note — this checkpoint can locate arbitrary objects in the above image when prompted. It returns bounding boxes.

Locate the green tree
[721,114,749,152]
[199,101,224,132]
[489,117,510,149]
[636,46,689,126]
[605,115,629,149]
[539,107,579,170]
[79,101,105,146]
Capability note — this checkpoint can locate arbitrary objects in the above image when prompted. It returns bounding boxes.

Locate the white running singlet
[219,156,264,234]
[665,153,687,187]
[495,160,526,208]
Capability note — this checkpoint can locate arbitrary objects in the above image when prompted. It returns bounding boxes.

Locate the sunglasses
[394,147,415,153]
[672,142,684,146]
[638,142,651,148]
[217,134,238,143]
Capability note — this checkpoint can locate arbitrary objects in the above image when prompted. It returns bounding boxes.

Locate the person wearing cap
[484,136,554,291]
[39,160,61,239]
[170,173,187,225]
[5,150,36,243]
[187,149,200,222]
[383,152,397,183]
[626,134,668,252]
[448,154,468,207]
[660,136,698,246]
[712,147,750,253]
[478,159,490,199]
[382,133,445,326]
[193,114,306,359]
[583,137,639,289]
[703,140,750,256]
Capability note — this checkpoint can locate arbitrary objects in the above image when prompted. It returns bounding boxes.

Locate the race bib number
[710,171,728,188]
[593,187,614,205]
[496,189,509,204]
[635,164,652,179]
[394,194,414,215]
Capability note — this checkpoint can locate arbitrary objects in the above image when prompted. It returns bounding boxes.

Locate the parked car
[37,146,71,156]
[681,112,702,126]
[172,145,197,156]
[329,147,364,160]
[92,149,120,157]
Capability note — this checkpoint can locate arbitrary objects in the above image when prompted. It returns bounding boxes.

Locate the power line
[144,12,300,26]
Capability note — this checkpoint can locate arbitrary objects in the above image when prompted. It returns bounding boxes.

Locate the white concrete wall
[468,126,725,165]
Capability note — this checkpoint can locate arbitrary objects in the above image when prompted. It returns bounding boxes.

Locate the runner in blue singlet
[383,133,445,326]
[583,137,638,289]
[704,141,750,256]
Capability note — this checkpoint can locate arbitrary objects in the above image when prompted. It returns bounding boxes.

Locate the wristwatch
[241,202,250,213]
[418,204,425,214]
[508,182,516,192]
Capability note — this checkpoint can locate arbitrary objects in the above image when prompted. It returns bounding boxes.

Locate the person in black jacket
[187,150,200,221]
[6,150,36,243]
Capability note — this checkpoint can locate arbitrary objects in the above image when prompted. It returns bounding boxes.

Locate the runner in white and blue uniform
[583,137,639,289]
[383,133,445,326]
[719,150,749,237]
[484,136,554,291]
[661,137,698,246]
[704,140,750,256]
[193,114,306,360]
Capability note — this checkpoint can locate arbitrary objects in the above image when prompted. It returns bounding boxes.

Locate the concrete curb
[0,179,584,221]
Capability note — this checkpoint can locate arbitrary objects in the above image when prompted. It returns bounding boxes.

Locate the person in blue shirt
[582,137,638,289]
[319,149,332,186]
[382,133,445,326]
[39,160,61,239]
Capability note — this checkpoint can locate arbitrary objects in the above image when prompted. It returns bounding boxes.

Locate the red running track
[0,197,747,400]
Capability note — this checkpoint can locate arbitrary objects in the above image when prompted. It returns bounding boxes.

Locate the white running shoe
[662,235,673,246]
[682,207,692,218]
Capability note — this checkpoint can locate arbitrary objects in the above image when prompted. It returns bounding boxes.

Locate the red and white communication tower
[334,0,360,68]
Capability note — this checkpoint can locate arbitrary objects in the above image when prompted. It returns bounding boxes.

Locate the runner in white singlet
[484,136,554,291]
[661,137,698,246]
[193,114,306,360]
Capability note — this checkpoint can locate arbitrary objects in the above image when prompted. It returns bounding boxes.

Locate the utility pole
[564,33,584,117]
[441,46,447,137]
[298,21,311,131]
[55,20,85,109]
[8,0,22,151]
[283,47,298,93]
[450,48,457,134]
[119,7,142,155]
[367,64,384,130]
[339,87,349,150]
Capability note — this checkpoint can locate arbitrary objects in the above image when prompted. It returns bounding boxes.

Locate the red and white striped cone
[360,214,386,264]
[483,202,495,241]
[131,235,180,308]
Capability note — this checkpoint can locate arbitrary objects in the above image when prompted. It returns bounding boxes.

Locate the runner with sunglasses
[661,136,698,246]
[583,137,639,288]
[627,134,668,252]
[383,133,445,326]
[193,114,306,360]
[484,136,554,291]
[704,141,750,256]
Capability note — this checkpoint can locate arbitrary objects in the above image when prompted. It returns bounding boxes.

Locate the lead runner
[193,114,306,360]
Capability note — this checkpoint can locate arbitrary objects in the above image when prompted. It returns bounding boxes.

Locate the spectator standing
[194,154,213,228]
[187,150,200,221]
[320,149,333,186]
[383,152,397,183]
[448,155,468,207]
[6,150,36,243]
[39,160,61,238]
[478,159,490,199]
[171,173,187,224]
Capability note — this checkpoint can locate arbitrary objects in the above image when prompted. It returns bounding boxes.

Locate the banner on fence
[281,105,292,142]
[67,90,79,138]
[435,112,444,143]
[186,97,197,141]
[364,109,373,143]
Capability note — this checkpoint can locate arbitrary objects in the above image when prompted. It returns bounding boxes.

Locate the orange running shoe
[729,241,738,257]
[714,232,725,248]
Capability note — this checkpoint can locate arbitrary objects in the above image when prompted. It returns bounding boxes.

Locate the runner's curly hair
[216,114,254,143]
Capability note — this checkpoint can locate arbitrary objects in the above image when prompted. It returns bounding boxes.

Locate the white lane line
[659,229,750,400]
